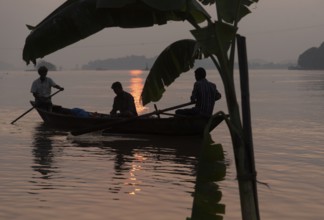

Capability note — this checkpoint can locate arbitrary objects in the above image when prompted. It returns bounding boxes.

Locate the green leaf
[198,0,216,5]
[23,0,210,65]
[191,21,237,58]
[23,0,105,65]
[97,0,211,24]
[140,39,202,105]
[97,0,187,10]
[96,0,136,8]
[216,0,258,23]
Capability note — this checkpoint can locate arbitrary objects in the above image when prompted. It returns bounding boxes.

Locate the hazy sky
[1,0,324,69]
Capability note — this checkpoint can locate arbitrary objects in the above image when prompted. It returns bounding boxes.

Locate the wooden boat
[31,101,224,136]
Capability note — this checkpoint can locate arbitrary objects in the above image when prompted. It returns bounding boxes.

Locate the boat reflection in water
[30,122,226,218]
[69,132,204,195]
[70,133,203,172]
[70,132,227,213]
[31,123,66,183]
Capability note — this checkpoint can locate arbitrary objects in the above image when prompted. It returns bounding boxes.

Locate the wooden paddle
[11,89,62,125]
[71,101,195,136]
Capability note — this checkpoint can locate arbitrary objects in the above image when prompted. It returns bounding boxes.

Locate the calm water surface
[0,69,323,219]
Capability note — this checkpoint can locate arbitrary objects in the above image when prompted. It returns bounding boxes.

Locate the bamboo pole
[236,34,260,220]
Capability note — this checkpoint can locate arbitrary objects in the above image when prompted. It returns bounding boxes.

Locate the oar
[71,101,194,136]
[10,89,62,125]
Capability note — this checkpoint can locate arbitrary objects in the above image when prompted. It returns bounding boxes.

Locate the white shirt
[31,77,57,98]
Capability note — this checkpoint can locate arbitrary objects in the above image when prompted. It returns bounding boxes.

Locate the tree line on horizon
[80,55,296,70]
[297,41,324,70]
[81,41,324,70]
[2,42,323,71]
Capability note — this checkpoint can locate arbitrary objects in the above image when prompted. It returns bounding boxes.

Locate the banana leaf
[98,0,186,10]
[140,39,203,105]
[191,21,237,58]
[23,0,210,65]
[197,0,259,23]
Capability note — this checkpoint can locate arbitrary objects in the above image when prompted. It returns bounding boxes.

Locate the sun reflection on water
[127,153,146,195]
[129,70,148,114]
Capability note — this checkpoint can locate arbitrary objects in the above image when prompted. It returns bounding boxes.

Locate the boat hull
[32,103,223,136]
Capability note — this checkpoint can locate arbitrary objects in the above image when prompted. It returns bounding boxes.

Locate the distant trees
[298,42,324,70]
[36,60,57,71]
[82,55,155,70]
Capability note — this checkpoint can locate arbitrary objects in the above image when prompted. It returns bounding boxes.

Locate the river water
[0,69,323,220]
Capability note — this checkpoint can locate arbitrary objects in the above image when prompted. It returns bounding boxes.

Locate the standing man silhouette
[31,66,64,110]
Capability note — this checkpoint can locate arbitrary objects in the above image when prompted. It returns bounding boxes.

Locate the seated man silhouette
[176,67,221,117]
[110,81,138,117]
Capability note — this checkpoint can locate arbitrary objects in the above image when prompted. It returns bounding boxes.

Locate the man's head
[111,81,123,94]
[38,66,48,79]
[194,67,206,81]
